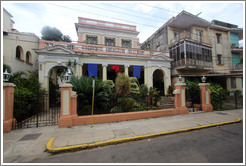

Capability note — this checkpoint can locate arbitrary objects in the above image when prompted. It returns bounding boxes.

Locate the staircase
[158,96,175,109]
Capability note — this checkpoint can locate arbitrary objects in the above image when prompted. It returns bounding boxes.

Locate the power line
[48,3,159,29]
[79,3,163,23]
[101,3,170,21]
[48,3,237,44]
[140,3,179,14]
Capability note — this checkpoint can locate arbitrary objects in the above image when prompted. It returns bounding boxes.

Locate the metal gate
[12,94,60,129]
[186,88,201,112]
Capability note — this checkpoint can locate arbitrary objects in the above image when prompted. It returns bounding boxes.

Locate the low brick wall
[70,108,178,126]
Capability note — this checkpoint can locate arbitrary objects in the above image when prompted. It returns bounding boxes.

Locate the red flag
[111,65,119,72]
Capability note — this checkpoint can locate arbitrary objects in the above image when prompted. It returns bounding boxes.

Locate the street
[31,123,243,163]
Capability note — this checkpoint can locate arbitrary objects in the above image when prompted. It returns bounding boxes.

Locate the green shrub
[209,83,227,110]
[129,77,140,96]
[139,84,148,99]
[70,76,111,115]
[149,87,161,106]
[185,80,199,103]
[104,80,115,89]
[10,70,47,122]
[117,97,136,112]
[111,106,123,113]
[115,73,131,97]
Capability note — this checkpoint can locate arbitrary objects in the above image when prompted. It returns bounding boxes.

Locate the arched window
[26,51,32,64]
[16,46,23,60]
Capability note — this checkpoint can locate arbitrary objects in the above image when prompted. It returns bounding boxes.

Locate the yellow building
[36,17,172,95]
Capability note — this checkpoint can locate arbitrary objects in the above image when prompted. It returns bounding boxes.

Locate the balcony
[232,64,243,70]
[170,31,212,46]
[171,58,213,69]
[39,40,169,58]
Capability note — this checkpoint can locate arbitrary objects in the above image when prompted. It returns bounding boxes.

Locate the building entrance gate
[12,94,60,129]
[186,86,201,112]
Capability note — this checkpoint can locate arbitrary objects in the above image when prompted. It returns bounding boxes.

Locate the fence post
[199,83,213,112]
[173,82,188,114]
[58,83,77,128]
[3,83,15,133]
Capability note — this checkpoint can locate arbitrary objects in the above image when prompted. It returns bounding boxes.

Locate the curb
[46,115,241,154]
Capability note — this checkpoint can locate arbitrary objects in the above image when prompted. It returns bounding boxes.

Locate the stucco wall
[3,9,13,32]
[209,28,232,73]
[3,32,39,75]
[226,77,243,92]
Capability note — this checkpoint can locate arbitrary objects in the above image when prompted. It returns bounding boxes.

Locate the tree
[62,35,72,42]
[70,76,111,115]
[41,26,72,42]
[115,73,131,97]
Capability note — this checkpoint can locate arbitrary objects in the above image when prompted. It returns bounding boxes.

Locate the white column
[103,65,107,81]
[75,64,82,78]
[125,65,129,76]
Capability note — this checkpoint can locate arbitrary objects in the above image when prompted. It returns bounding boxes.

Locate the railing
[232,64,243,70]
[170,31,212,46]
[40,40,169,57]
[78,17,136,31]
[171,58,213,69]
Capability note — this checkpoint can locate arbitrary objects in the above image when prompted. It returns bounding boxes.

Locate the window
[86,35,98,44]
[16,46,23,60]
[26,51,32,64]
[216,33,221,44]
[231,77,236,89]
[174,31,180,40]
[105,38,115,46]
[122,39,131,48]
[217,54,222,65]
[196,30,203,42]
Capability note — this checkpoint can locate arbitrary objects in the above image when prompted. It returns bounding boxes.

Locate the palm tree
[70,76,111,115]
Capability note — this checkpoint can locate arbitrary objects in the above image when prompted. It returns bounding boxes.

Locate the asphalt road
[31,123,243,163]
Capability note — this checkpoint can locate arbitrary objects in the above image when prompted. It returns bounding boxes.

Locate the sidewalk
[3,109,243,163]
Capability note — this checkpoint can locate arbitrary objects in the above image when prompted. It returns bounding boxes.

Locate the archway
[48,65,68,107]
[153,69,165,96]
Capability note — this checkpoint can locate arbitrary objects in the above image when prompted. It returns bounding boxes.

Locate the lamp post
[3,69,12,82]
[63,70,71,83]
[201,75,206,83]
[178,75,183,83]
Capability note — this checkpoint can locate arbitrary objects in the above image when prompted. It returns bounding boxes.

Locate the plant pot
[186,101,192,107]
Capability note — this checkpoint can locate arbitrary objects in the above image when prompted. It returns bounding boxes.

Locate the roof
[3,8,13,17]
[168,10,212,29]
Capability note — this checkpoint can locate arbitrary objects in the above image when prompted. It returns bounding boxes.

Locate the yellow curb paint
[46,115,242,153]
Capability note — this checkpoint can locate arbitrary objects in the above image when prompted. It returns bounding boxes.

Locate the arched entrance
[153,69,165,96]
[48,65,68,107]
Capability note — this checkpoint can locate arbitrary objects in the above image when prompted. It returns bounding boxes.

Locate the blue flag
[133,66,141,78]
[88,64,98,78]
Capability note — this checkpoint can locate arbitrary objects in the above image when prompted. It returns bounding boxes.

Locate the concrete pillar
[173,82,188,114]
[76,64,82,78]
[103,65,107,81]
[58,83,78,128]
[144,66,148,87]
[3,83,15,133]
[199,83,213,112]
[124,65,129,76]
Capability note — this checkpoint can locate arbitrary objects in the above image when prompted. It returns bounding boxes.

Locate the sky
[2,1,244,44]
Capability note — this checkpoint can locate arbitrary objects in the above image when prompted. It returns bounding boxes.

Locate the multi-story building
[141,10,243,92]
[3,8,39,75]
[36,17,172,95]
